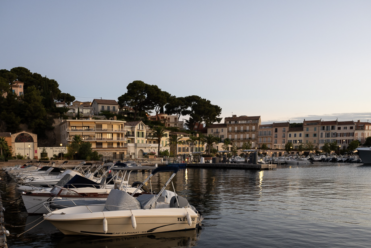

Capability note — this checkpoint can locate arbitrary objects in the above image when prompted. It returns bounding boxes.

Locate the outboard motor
[170,195,190,208]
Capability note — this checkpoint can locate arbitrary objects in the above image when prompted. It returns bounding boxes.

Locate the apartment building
[207,124,227,142]
[355,121,371,144]
[124,121,169,158]
[169,132,206,156]
[225,115,261,148]
[336,121,355,149]
[67,101,93,117]
[92,99,119,115]
[272,122,289,149]
[288,127,303,149]
[258,124,273,148]
[319,121,338,148]
[303,120,321,147]
[2,81,24,98]
[60,119,126,159]
[147,114,184,128]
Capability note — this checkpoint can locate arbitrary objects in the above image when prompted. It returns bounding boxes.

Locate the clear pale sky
[1,1,371,123]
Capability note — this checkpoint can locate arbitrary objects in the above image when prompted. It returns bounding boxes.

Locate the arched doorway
[138,149,144,158]
[15,133,35,159]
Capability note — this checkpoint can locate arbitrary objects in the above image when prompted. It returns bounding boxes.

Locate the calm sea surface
[2,163,371,248]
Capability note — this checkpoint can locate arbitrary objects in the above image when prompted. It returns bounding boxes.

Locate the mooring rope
[16,219,46,237]
[6,215,44,228]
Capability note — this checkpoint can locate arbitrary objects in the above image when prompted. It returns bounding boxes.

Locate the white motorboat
[231,156,245,163]
[357,147,371,164]
[44,166,203,236]
[22,166,149,214]
[286,157,311,165]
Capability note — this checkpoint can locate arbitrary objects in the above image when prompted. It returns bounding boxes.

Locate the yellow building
[60,119,127,159]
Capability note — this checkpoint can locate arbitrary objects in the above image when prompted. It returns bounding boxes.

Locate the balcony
[67,136,126,141]
[67,128,125,132]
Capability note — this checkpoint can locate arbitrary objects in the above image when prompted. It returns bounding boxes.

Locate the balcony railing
[67,128,125,132]
[67,137,126,141]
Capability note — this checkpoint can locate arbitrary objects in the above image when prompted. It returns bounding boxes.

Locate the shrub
[16,154,24,159]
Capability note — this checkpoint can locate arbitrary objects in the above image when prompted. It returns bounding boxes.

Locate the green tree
[285,142,293,153]
[305,142,315,151]
[261,144,268,150]
[118,81,154,120]
[329,141,339,152]
[169,135,182,156]
[149,126,167,155]
[298,144,303,152]
[23,86,54,136]
[231,142,238,156]
[203,134,218,155]
[322,142,331,153]
[347,140,360,152]
[364,137,371,146]
[242,142,252,150]
[223,138,231,151]
[146,85,171,117]
[0,137,7,158]
[57,93,75,105]
[165,96,188,120]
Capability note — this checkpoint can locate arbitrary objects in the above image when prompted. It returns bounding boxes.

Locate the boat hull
[45,207,201,237]
[357,148,371,164]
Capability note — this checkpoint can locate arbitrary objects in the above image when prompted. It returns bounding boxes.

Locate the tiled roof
[338,121,355,125]
[289,127,303,132]
[81,102,91,107]
[93,99,118,105]
[208,124,227,128]
[0,132,11,137]
[272,122,289,127]
[225,116,260,121]
[125,121,141,126]
[321,121,337,125]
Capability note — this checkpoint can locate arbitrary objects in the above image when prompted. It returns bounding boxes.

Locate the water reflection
[54,229,202,248]
[4,164,371,247]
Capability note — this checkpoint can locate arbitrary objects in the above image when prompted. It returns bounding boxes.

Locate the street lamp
[60,143,62,160]
[28,144,30,160]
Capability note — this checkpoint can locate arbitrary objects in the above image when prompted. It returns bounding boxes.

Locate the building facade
[207,124,227,142]
[303,120,321,147]
[92,99,119,115]
[288,127,303,149]
[225,115,261,148]
[272,122,289,149]
[355,121,371,144]
[147,114,184,128]
[258,124,273,149]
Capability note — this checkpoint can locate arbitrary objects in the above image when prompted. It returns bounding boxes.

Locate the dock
[0,193,8,248]
[186,163,277,170]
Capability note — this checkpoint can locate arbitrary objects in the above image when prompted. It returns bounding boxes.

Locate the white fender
[103,217,108,234]
[131,214,137,229]
[186,210,192,226]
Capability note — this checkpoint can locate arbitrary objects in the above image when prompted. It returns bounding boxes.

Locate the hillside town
[1,77,370,161]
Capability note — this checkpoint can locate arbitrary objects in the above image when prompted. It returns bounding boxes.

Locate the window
[274,134,277,138]
[96,142,103,148]
[101,106,104,111]
[108,143,113,148]
[338,127,341,130]
[306,128,309,131]
[107,106,110,111]
[246,126,249,131]
[289,134,291,138]
[12,90,15,94]
[274,139,277,144]
[294,133,296,138]
[331,126,335,130]
[211,129,213,133]
[71,126,76,130]
[344,127,348,130]
[305,134,309,137]
[229,135,231,139]
[113,106,116,111]
[235,127,237,131]
[283,128,286,132]
[107,133,113,139]
[117,142,120,147]
[246,134,249,138]
[252,134,255,139]
[252,126,255,131]
[314,127,317,131]
[221,129,223,132]
[313,134,317,137]
[275,128,278,133]
[299,133,302,137]
[19,92,23,96]
[282,139,285,144]
[178,147,181,152]
[321,126,325,131]
[229,127,231,131]
[350,126,353,130]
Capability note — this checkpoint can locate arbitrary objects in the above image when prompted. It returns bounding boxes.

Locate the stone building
[224,115,261,148]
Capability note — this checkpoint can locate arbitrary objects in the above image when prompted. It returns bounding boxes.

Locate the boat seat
[136,194,157,209]
[104,189,141,211]
[170,195,190,208]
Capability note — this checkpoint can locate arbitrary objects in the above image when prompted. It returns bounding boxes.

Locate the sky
[1,1,371,124]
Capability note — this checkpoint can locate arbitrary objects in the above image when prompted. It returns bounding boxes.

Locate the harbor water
[2,163,371,247]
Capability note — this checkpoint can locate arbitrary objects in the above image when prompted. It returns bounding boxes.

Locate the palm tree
[149,126,166,155]
[203,134,218,155]
[196,133,205,153]
[169,135,182,157]
[223,138,232,151]
[187,135,198,153]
